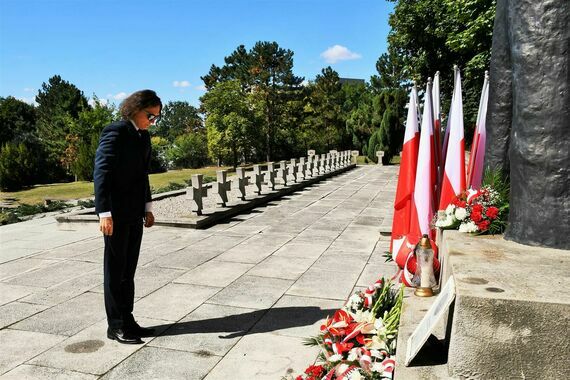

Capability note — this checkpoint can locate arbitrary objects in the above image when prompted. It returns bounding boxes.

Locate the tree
[386,0,495,143]
[0,142,37,191]
[304,67,347,151]
[200,42,304,162]
[35,75,90,180]
[152,101,203,142]
[201,80,254,168]
[0,97,37,145]
[166,132,209,169]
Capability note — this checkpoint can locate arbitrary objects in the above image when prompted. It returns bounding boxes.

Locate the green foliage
[0,142,37,191]
[0,200,71,225]
[35,75,90,180]
[0,96,37,145]
[152,181,187,194]
[153,101,202,142]
[166,132,209,169]
[150,136,169,173]
[200,41,304,162]
[482,167,510,234]
[77,199,95,208]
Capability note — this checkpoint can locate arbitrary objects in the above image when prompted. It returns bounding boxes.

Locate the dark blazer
[94,120,152,224]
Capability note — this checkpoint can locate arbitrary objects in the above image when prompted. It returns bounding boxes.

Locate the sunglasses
[144,110,161,124]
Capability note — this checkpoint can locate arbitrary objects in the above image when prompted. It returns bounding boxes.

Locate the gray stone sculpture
[485,0,569,249]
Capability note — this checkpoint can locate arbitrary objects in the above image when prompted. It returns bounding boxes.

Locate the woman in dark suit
[94,90,161,344]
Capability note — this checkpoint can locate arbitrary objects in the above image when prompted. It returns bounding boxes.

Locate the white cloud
[320,45,362,64]
[23,87,34,92]
[111,92,128,100]
[173,80,191,88]
[88,97,108,107]
[17,97,37,106]
[195,84,207,91]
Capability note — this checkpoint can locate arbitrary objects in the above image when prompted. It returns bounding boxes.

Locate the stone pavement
[0,165,399,380]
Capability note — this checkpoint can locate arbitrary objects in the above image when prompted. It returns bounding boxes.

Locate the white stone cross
[252,164,264,194]
[214,170,231,207]
[376,150,385,165]
[265,162,276,190]
[233,167,249,200]
[187,174,208,215]
[288,158,298,183]
[297,157,306,180]
[277,160,288,186]
[320,154,327,174]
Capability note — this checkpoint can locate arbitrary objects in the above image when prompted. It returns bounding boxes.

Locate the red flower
[305,365,325,378]
[477,220,490,231]
[321,309,353,336]
[486,206,499,220]
[471,210,482,222]
[295,376,303,380]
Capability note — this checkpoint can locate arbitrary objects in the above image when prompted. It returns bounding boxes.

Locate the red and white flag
[409,80,437,238]
[439,68,466,210]
[390,86,420,252]
[432,71,442,185]
[467,72,489,190]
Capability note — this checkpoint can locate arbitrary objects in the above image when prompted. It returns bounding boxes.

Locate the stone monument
[485,0,569,249]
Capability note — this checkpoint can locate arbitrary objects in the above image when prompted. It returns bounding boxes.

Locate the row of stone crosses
[187,150,356,215]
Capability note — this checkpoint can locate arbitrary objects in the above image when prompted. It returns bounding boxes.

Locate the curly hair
[119,90,162,120]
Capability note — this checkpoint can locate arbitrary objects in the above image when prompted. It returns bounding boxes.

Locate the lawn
[0,166,229,206]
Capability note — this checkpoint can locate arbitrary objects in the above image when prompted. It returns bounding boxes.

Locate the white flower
[445,204,455,215]
[459,221,478,233]
[371,362,385,373]
[370,349,384,359]
[348,369,362,380]
[454,207,467,221]
[328,354,343,362]
[347,348,359,361]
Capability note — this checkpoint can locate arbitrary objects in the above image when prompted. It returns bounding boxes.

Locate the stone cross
[307,149,316,157]
[214,170,231,207]
[288,158,298,183]
[320,154,327,174]
[252,164,264,194]
[306,156,314,178]
[277,160,288,186]
[376,151,385,165]
[265,162,276,190]
[233,167,249,200]
[351,150,359,164]
[324,154,331,172]
[298,157,306,180]
[187,174,208,215]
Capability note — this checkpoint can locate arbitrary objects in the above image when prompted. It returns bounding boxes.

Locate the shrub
[0,142,37,191]
[166,133,209,169]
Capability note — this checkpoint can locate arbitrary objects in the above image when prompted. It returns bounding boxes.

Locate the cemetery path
[0,165,398,380]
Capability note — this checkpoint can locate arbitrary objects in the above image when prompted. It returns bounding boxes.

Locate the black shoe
[107,327,143,344]
[128,322,155,337]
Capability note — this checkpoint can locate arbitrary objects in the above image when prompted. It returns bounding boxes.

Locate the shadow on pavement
[150,306,337,339]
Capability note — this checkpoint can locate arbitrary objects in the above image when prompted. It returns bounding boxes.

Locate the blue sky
[0,0,393,107]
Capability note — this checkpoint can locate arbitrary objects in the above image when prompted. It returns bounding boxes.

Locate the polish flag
[390,86,420,252]
[409,80,437,238]
[432,71,442,188]
[439,68,466,210]
[467,72,489,190]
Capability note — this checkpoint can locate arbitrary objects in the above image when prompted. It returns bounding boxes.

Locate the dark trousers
[103,222,143,329]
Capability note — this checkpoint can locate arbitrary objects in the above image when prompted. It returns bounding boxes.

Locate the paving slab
[250,295,342,338]
[0,302,48,329]
[312,252,369,274]
[131,265,186,298]
[356,262,399,287]
[173,260,254,287]
[134,283,221,322]
[208,275,293,310]
[203,333,319,380]
[0,329,67,375]
[0,283,40,306]
[28,317,166,376]
[287,268,360,301]
[153,247,220,270]
[6,260,99,289]
[0,258,60,282]
[0,364,98,380]
[149,303,263,355]
[101,346,221,380]
[272,242,330,259]
[21,272,103,306]
[246,256,317,280]
[11,292,105,336]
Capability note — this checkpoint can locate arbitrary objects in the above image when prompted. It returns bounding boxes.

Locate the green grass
[0,166,229,206]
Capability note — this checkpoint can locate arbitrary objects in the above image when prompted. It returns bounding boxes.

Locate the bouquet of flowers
[434,185,508,234]
[292,278,404,380]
